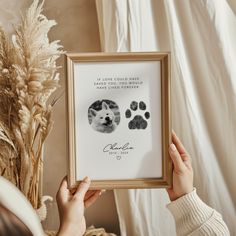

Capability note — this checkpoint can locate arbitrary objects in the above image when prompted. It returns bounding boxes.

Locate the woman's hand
[167,131,194,201]
[56,177,102,236]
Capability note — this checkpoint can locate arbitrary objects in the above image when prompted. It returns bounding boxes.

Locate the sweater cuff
[167,189,214,234]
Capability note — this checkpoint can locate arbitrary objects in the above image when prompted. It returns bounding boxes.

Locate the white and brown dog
[89,102,117,133]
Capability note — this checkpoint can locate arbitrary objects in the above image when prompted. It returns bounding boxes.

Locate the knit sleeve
[167,189,230,236]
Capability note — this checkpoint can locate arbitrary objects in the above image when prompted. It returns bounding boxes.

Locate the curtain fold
[96,0,236,235]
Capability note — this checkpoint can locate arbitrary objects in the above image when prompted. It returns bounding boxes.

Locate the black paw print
[125,101,150,130]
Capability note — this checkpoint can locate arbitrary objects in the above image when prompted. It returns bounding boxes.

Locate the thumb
[75,177,91,200]
[169,144,186,173]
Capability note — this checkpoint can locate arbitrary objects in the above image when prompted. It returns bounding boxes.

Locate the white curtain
[95,0,236,235]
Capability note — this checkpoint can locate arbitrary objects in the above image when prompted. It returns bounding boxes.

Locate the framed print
[65,52,172,189]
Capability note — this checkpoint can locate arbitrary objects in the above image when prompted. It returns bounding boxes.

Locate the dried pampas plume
[0,0,63,209]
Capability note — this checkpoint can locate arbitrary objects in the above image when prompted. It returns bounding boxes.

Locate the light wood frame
[65,52,172,189]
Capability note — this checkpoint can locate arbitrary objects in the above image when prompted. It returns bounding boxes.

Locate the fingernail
[170,144,176,152]
[83,176,91,183]
[99,189,106,195]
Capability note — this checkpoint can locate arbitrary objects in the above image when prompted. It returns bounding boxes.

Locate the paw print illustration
[125,101,150,130]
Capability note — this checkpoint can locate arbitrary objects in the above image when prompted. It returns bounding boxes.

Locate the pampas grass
[0,0,63,209]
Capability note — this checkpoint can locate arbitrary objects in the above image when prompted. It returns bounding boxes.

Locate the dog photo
[88,100,120,133]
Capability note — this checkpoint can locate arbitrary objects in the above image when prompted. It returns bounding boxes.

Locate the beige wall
[0,0,120,234]
[227,0,236,15]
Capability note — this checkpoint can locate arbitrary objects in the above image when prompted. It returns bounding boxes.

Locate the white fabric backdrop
[96,0,236,235]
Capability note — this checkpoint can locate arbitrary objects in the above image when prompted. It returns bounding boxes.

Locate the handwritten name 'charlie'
[103,143,134,152]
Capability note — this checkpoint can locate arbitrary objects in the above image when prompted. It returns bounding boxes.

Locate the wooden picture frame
[65,52,172,189]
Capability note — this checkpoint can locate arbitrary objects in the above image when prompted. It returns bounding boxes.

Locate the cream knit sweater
[167,189,230,236]
[0,177,230,236]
